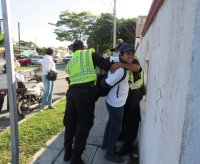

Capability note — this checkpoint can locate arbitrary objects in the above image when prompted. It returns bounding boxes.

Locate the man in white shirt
[101,43,135,163]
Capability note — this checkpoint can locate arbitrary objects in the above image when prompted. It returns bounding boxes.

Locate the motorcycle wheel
[17,98,32,118]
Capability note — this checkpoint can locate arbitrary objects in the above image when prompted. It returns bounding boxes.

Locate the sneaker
[63,147,72,161]
[104,154,124,163]
[39,108,44,112]
[48,105,56,109]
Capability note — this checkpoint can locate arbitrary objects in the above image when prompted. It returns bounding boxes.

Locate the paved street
[0,66,68,133]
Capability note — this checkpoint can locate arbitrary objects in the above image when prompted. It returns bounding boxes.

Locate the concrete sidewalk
[30,97,136,164]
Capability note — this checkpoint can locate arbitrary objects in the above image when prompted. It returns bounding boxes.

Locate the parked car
[17,55,31,66]
[31,56,44,65]
[53,56,63,63]
[63,56,72,63]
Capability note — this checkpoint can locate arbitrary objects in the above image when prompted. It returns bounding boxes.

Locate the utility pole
[113,0,117,48]
[18,22,21,55]
[2,0,19,163]
[0,19,2,32]
[35,35,36,49]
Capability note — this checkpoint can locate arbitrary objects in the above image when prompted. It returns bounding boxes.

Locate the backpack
[96,68,126,97]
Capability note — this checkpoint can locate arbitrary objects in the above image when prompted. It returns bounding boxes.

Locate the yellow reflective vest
[129,56,143,90]
[65,49,96,85]
[129,71,143,90]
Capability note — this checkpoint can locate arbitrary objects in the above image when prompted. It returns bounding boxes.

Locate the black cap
[110,43,123,52]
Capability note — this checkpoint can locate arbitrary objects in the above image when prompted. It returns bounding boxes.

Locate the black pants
[119,90,141,145]
[63,86,97,160]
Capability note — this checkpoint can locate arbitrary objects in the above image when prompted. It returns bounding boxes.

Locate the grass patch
[0,98,66,164]
[16,66,39,71]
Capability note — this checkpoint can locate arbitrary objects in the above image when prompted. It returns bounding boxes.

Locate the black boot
[63,147,72,161]
[116,144,133,156]
[70,159,84,164]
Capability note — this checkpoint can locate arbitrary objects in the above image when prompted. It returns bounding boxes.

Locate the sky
[0,0,153,48]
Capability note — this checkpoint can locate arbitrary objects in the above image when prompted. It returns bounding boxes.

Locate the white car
[31,56,44,65]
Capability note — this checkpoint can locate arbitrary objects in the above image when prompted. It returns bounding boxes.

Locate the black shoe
[104,154,124,163]
[63,147,72,161]
[116,145,133,156]
[70,159,84,164]
[101,145,107,150]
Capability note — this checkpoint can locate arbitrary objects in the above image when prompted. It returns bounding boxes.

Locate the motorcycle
[17,73,44,118]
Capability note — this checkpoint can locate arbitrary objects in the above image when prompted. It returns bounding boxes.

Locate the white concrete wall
[136,0,200,163]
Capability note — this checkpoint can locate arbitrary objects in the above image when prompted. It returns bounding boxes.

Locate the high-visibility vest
[129,55,143,90]
[65,49,96,85]
[129,71,143,90]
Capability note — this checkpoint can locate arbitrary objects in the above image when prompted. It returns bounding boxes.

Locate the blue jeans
[102,101,124,157]
[41,75,54,109]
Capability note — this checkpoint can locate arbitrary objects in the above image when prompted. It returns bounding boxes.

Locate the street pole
[1,0,19,163]
[97,44,98,53]
[113,0,117,49]
[35,35,36,49]
[0,19,2,32]
[18,22,20,55]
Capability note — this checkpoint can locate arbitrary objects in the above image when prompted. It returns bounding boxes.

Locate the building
[136,0,200,163]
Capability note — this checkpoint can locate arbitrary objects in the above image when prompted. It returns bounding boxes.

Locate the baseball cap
[110,43,123,52]
[119,43,135,52]
[73,40,85,48]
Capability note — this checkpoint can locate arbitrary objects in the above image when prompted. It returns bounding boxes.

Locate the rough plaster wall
[180,0,200,163]
[138,0,198,163]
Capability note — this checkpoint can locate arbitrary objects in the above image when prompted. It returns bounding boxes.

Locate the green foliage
[51,11,136,54]
[87,13,114,54]
[0,98,66,163]
[16,40,36,48]
[87,14,136,54]
[58,46,66,50]
[36,47,47,55]
[0,31,4,45]
[49,10,96,42]
[117,18,136,45]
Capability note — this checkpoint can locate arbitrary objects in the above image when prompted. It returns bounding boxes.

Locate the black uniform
[63,52,111,163]
[117,60,143,155]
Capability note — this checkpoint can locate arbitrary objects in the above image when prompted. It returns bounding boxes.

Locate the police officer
[63,40,111,164]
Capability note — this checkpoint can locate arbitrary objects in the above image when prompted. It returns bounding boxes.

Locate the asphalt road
[0,66,68,133]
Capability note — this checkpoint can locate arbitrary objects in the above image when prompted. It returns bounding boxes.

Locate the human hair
[120,51,125,56]
[45,48,54,55]
[72,40,84,52]
[72,45,83,52]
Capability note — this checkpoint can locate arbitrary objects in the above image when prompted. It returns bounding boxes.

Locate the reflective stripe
[129,71,143,90]
[130,79,143,89]
[70,50,95,79]
[66,49,96,85]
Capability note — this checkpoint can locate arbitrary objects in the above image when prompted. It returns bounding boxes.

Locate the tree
[36,47,47,55]
[87,14,136,54]
[58,46,66,50]
[16,40,36,47]
[87,13,114,54]
[49,10,96,42]
[0,32,4,45]
[117,18,136,45]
